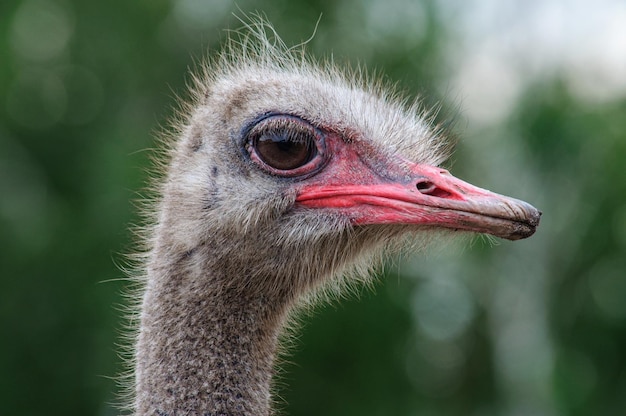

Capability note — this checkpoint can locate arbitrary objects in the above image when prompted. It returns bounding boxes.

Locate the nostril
[416,181,436,193]
[416,181,452,198]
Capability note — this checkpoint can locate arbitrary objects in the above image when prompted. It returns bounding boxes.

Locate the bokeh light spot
[10,0,74,62]
[412,276,476,341]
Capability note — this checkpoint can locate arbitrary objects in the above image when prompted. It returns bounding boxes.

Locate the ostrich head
[133,20,540,416]
[152,24,539,302]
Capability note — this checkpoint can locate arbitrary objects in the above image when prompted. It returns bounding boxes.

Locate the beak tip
[507,210,541,241]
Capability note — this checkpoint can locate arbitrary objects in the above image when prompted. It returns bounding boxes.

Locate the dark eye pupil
[255,130,315,170]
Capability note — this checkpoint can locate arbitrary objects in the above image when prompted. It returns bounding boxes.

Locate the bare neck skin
[135,254,291,416]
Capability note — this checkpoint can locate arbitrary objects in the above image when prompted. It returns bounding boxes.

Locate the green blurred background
[2,0,625,415]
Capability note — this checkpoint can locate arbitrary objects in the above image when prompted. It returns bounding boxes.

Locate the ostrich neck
[135,256,291,416]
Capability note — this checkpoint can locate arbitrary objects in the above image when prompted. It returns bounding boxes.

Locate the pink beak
[295,141,540,241]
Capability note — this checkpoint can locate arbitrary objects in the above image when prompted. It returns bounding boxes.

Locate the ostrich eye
[246,115,325,176]
[256,129,314,170]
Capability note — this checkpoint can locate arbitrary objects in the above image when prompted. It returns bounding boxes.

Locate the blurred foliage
[1,1,625,416]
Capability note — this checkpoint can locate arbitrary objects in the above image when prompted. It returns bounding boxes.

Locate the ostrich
[128,21,540,416]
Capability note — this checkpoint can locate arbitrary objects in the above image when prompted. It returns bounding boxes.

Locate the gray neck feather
[135,256,290,416]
